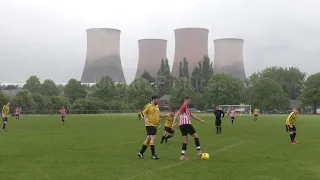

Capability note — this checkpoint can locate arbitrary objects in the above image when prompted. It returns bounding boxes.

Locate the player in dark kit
[214,106,225,134]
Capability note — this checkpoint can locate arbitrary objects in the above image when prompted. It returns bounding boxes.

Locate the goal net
[219,104,252,116]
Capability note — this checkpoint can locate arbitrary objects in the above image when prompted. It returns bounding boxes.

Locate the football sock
[290,134,294,142]
[181,143,187,156]
[150,144,155,156]
[293,132,296,140]
[194,138,201,153]
[219,127,222,134]
[140,145,148,154]
[160,136,165,143]
[216,126,219,134]
[2,122,6,130]
[232,119,234,124]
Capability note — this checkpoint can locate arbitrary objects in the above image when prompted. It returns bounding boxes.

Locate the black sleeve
[221,110,225,117]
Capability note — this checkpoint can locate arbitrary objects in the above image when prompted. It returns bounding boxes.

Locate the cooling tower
[81,28,126,83]
[135,39,167,79]
[213,38,246,79]
[171,28,209,77]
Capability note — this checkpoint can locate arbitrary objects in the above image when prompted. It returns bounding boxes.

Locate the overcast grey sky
[0,0,319,83]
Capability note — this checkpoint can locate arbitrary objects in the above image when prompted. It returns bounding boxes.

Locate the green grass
[0,114,320,180]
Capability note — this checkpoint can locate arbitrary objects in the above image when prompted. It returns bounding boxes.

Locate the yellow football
[201,153,210,160]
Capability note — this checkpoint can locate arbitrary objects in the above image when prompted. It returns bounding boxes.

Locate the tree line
[0,56,319,113]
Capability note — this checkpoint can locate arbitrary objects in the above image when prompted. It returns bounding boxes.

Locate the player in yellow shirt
[285,108,300,144]
[253,108,260,122]
[2,102,10,132]
[160,112,176,144]
[137,96,163,160]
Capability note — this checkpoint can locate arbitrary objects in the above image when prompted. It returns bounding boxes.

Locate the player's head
[294,108,301,114]
[62,106,65,109]
[7,102,10,107]
[151,95,160,105]
[183,97,191,105]
[216,106,220,110]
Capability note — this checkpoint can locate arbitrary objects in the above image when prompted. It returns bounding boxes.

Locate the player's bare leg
[180,136,188,160]
[150,135,159,159]
[192,133,202,156]
[138,136,151,159]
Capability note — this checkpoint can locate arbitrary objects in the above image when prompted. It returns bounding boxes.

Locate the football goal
[219,104,252,116]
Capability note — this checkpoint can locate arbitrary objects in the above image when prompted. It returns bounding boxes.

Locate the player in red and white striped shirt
[172,97,205,161]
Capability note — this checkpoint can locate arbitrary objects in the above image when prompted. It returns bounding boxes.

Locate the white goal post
[219,105,252,116]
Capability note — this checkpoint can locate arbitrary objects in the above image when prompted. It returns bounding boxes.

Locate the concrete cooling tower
[171,28,209,77]
[135,39,167,79]
[213,38,246,79]
[81,28,126,83]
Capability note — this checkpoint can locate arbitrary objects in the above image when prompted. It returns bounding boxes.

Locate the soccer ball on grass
[201,153,210,160]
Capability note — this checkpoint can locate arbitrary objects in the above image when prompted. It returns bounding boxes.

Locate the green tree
[23,75,41,93]
[114,83,128,101]
[14,90,35,112]
[128,78,155,109]
[50,96,70,111]
[0,91,10,106]
[141,71,155,84]
[182,58,189,79]
[259,66,306,99]
[299,73,320,114]
[243,72,260,103]
[40,79,59,96]
[203,74,244,108]
[64,78,87,103]
[179,61,183,78]
[169,78,195,110]
[249,77,290,111]
[191,56,214,93]
[155,58,173,97]
[91,76,116,101]
[31,93,52,111]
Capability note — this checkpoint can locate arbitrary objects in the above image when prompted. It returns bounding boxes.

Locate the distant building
[81,28,126,83]
[159,94,170,111]
[135,39,167,79]
[171,28,209,77]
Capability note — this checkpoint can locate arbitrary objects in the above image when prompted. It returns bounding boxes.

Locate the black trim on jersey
[141,103,150,118]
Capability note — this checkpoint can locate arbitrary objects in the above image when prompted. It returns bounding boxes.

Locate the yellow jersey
[2,105,9,117]
[253,108,259,115]
[286,112,298,125]
[142,103,160,127]
[164,114,174,127]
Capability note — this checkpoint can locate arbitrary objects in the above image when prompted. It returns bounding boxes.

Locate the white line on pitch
[118,141,247,180]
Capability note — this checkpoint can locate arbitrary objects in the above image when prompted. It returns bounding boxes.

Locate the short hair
[296,108,301,113]
[184,96,190,100]
[151,95,159,100]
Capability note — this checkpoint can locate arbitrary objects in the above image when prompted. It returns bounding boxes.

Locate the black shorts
[215,119,222,126]
[179,124,196,136]
[288,125,296,132]
[2,117,8,122]
[254,115,258,117]
[15,114,20,116]
[164,126,174,134]
[231,117,235,120]
[61,116,65,119]
[146,126,157,136]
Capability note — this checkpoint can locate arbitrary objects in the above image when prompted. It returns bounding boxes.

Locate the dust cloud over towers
[171,28,209,77]
[213,38,246,79]
[81,28,126,83]
[135,39,167,79]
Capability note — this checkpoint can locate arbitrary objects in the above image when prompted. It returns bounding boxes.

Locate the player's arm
[190,114,205,123]
[221,110,225,118]
[172,111,181,129]
[142,105,149,125]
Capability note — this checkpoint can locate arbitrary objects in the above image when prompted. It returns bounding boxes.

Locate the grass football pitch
[0,114,319,180]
